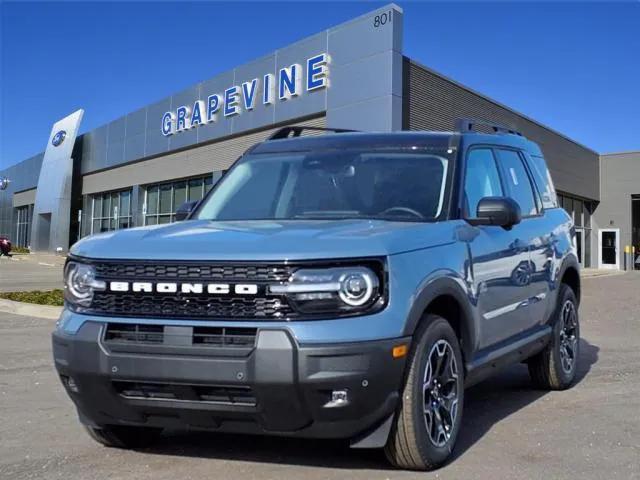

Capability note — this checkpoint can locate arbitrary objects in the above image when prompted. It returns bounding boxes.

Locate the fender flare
[402,275,478,362]
[556,253,581,304]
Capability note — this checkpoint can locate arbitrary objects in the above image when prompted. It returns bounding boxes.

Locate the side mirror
[175,200,198,221]
[468,197,521,229]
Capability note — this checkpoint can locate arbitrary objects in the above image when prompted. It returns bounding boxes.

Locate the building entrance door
[576,228,585,266]
[599,228,620,270]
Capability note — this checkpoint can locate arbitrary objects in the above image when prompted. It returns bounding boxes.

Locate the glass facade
[558,192,593,267]
[144,175,214,225]
[15,204,33,247]
[91,189,133,234]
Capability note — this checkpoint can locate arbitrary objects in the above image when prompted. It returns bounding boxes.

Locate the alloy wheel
[423,340,459,447]
[558,300,579,374]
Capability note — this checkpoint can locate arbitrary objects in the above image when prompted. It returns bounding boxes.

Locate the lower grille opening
[193,327,257,348]
[113,381,257,406]
[192,385,256,404]
[115,382,177,400]
[104,324,257,349]
[105,323,163,344]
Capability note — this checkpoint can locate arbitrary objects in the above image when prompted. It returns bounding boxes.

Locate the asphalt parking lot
[0,255,64,292]
[0,272,638,480]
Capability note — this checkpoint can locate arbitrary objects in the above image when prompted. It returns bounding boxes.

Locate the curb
[0,298,62,319]
[581,271,626,279]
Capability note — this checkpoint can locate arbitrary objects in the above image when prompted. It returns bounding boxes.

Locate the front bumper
[52,322,409,440]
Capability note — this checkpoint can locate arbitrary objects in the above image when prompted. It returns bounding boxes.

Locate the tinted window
[90,189,133,233]
[496,149,538,216]
[143,175,214,224]
[464,149,503,217]
[528,154,558,209]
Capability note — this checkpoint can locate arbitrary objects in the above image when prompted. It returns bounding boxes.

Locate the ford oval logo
[52,130,66,147]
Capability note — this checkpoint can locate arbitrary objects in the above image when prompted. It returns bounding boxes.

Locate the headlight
[270,266,382,315]
[63,261,106,307]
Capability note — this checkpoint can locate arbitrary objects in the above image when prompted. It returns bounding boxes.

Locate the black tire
[384,315,464,470]
[84,425,162,449]
[528,283,580,390]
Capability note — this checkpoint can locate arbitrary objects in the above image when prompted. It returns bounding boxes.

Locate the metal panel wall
[77,4,402,176]
[0,154,43,240]
[12,188,36,207]
[31,109,84,252]
[404,60,599,201]
[593,152,640,268]
[81,116,325,195]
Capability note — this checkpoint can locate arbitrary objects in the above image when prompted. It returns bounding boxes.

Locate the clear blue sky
[1,1,639,169]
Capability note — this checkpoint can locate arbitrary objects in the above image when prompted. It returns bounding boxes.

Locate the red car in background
[0,236,11,256]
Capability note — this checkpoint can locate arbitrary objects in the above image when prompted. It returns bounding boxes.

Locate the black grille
[94,262,293,282]
[105,323,164,344]
[88,260,296,320]
[104,323,257,347]
[193,326,257,347]
[112,381,257,406]
[92,293,294,319]
[80,258,385,320]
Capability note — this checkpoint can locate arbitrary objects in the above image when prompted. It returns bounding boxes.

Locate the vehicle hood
[70,219,457,261]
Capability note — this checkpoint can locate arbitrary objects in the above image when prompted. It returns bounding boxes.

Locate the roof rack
[268,126,358,140]
[455,118,522,136]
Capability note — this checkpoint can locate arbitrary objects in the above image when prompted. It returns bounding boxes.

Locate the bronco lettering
[107,282,259,295]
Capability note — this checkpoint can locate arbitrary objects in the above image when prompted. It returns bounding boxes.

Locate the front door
[463,147,538,349]
[599,229,620,269]
[468,227,531,349]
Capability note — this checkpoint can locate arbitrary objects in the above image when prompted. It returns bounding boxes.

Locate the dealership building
[0,4,637,270]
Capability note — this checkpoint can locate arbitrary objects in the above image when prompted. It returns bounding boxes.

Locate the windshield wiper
[366,214,426,223]
[293,210,362,219]
[291,212,427,222]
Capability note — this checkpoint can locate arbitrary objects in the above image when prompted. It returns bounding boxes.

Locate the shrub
[0,289,64,306]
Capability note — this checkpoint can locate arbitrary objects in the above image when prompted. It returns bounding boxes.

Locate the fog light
[324,389,349,408]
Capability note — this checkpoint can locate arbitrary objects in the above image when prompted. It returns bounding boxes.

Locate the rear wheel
[528,284,580,390]
[384,315,464,470]
[84,425,162,449]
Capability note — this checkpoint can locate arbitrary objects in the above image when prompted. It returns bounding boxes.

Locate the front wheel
[384,315,464,470]
[528,284,580,390]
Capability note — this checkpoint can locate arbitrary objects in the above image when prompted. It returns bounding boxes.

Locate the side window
[495,149,538,216]
[528,154,558,209]
[464,148,503,218]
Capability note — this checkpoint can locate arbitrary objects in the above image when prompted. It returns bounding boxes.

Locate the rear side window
[464,148,503,218]
[528,154,558,209]
[495,149,538,216]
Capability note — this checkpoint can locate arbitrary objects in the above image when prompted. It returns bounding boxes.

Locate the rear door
[494,148,550,333]
[523,152,560,318]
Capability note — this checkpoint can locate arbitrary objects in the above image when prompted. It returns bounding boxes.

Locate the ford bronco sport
[53,120,581,470]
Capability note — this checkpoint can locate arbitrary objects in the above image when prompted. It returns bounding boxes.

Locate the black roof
[251,130,542,156]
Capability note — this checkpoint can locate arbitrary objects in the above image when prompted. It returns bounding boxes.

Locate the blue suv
[53,121,580,470]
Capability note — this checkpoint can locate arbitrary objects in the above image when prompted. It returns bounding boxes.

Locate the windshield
[194,150,450,222]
